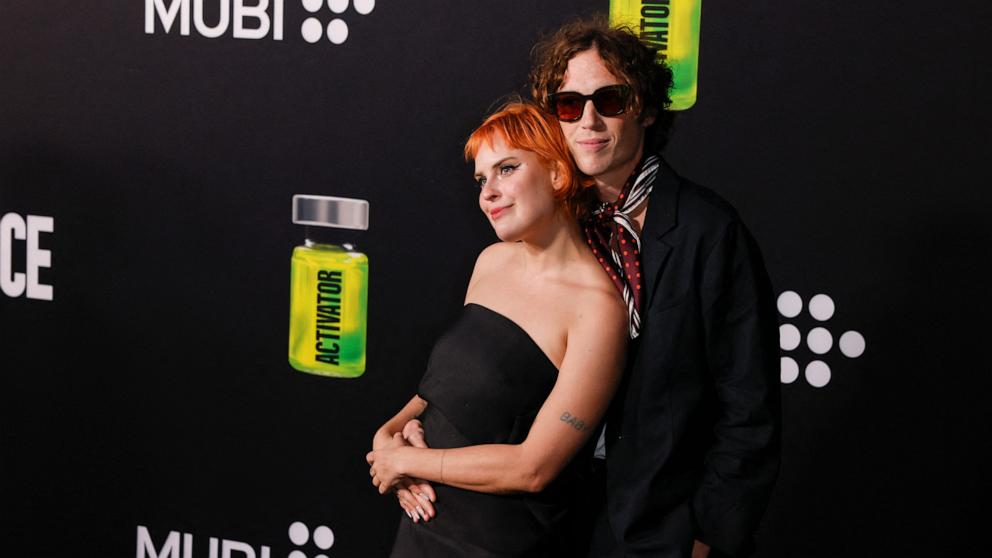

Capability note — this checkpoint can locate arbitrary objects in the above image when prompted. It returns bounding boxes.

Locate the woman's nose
[481,180,500,200]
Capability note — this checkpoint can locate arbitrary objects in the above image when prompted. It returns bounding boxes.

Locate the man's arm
[693,219,782,556]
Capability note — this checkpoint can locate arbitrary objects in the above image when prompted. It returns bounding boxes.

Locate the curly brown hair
[529,15,675,151]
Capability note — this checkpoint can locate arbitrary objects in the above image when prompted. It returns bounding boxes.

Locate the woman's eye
[475,177,487,188]
[500,164,518,176]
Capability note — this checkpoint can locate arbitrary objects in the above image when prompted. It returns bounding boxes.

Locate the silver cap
[292,195,369,230]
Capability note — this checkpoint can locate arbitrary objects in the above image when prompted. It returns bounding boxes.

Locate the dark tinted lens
[553,93,585,121]
[592,87,627,116]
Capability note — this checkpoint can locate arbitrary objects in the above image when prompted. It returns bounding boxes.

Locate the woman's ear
[551,161,566,191]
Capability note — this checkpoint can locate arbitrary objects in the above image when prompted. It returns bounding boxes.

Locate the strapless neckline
[463,303,560,373]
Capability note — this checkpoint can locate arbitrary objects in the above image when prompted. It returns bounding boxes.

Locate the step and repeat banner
[2,1,987,556]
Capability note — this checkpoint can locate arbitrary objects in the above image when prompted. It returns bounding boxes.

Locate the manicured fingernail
[406,510,412,519]
[417,506,426,520]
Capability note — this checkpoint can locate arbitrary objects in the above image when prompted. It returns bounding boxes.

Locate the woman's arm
[371,395,438,521]
[372,395,428,450]
[368,294,627,494]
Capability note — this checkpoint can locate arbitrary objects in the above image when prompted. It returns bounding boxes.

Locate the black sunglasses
[548,85,631,122]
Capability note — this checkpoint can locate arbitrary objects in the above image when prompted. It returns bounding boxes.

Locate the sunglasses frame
[548,84,632,123]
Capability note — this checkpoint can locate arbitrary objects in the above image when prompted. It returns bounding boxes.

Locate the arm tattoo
[559,411,591,432]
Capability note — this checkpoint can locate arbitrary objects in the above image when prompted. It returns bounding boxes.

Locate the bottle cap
[292,195,369,230]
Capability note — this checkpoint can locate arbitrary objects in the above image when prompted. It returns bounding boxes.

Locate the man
[528,18,781,558]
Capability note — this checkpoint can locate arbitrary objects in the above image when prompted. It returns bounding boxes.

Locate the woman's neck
[516,211,589,277]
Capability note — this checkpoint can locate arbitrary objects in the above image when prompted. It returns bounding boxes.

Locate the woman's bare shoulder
[466,242,515,297]
[560,261,628,333]
[474,241,515,271]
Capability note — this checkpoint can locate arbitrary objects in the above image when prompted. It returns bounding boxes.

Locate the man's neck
[593,145,646,204]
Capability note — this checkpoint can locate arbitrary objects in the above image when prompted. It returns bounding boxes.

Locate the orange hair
[464,101,593,218]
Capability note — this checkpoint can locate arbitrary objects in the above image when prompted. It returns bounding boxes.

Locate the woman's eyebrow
[476,157,515,178]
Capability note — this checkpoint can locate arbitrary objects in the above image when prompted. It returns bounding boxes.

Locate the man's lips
[490,205,512,219]
[576,138,609,152]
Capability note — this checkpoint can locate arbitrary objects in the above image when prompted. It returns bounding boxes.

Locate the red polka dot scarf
[582,154,661,338]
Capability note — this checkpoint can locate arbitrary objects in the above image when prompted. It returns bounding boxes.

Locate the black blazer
[603,162,781,557]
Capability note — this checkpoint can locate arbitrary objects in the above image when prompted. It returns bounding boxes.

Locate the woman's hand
[369,396,436,522]
[395,476,435,523]
[368,433,410,492]
[400,420,437,502]
[397,420,437,522]
[368,434,437,522]
[402,419,427,447]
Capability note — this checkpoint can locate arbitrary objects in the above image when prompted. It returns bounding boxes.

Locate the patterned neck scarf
[582,154,661,338]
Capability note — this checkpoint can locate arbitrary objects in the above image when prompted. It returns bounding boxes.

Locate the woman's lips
[490,205,511,219]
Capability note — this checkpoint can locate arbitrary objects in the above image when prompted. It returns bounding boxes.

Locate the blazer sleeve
[692,218,782,556]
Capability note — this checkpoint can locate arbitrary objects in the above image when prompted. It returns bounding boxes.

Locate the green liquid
[288,244,368,378]
[610,0,702,110]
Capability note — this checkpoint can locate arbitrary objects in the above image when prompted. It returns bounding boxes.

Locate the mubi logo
[144,0,378,45]
[137,525,272,558]
[145,0,285,40]
[0,212,54,301]
[776,290,867,388]
[287,521,335,558]
[300,0,376,45]
[136,522,336,558]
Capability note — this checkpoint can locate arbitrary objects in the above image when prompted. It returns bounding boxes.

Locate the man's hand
[691,540,711,558]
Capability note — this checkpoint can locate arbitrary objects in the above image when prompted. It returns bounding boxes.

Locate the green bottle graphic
[289,195,369,378]
[610,0,702,110]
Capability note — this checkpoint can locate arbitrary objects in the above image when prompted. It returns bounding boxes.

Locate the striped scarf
[582,154,660,338]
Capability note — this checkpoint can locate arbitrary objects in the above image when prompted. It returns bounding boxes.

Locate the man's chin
[574,157,610,179]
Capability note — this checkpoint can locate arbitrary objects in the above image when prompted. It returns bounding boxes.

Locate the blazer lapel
[639,161,680,310]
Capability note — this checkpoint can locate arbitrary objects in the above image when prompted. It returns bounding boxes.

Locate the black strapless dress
[390,304,584,558]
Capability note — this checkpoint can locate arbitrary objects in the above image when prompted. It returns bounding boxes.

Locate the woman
[367,102,627,557]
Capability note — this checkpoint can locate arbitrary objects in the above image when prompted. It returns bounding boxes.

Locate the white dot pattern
[300,0,376,44]
[780,357,799,384]
[776,291,866,387]
[805,360,831,387]
[839,331,866,358]
[290,521,335,555]
[327,19,348,43]
[354,0,376,15]
[777,291,802,318]
[289,522,309,546]
[806,327,833,355]
[809,294,835,321]
[780,324,801,351]
[301,18,323,43]
[313,525,335,550]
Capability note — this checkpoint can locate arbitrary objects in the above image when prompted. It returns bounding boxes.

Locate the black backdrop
[2,1,989,556]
